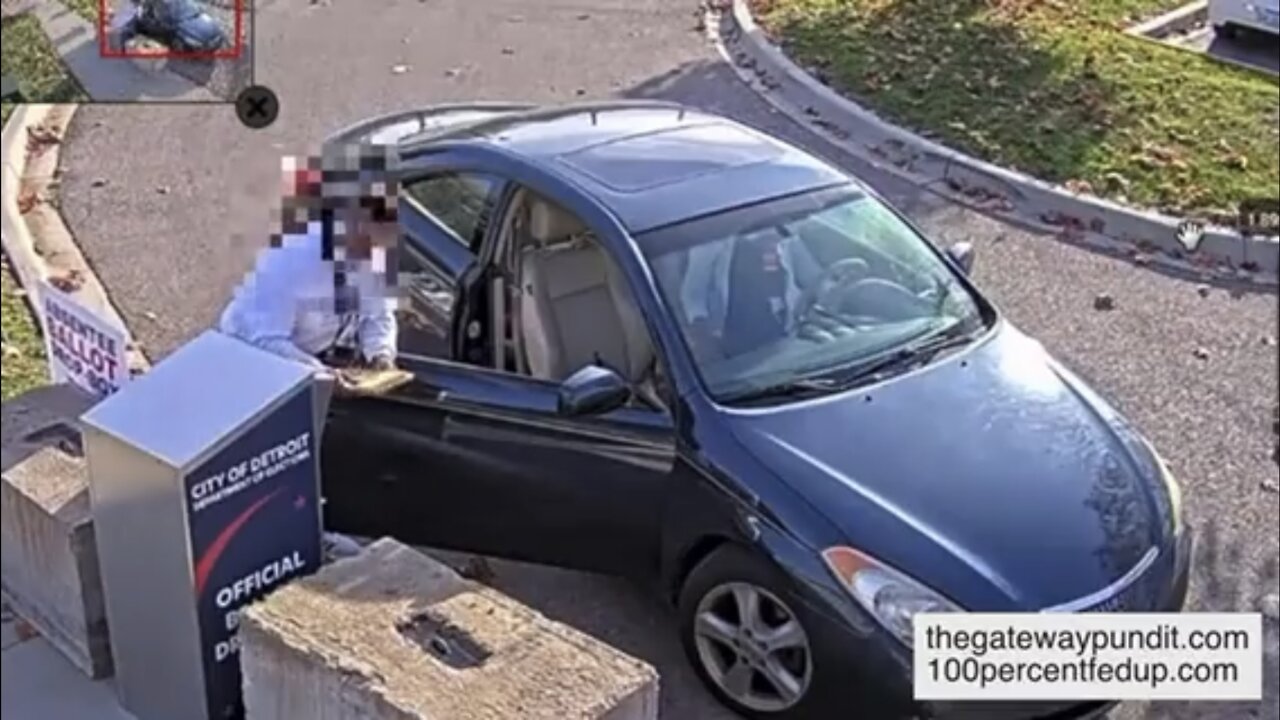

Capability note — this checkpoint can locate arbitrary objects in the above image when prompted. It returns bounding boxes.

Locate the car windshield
[638,184,989,402]
[154,0,201,20]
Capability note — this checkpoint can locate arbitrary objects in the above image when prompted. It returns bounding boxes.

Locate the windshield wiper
[720,323,984,404]
[817,322,984,389]
[722,377,844,404]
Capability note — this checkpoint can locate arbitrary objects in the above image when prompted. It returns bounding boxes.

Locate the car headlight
[1143,439,1184,536]
[821,546,962,647]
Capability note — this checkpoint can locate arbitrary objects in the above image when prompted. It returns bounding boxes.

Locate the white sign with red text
[38,280,131,399]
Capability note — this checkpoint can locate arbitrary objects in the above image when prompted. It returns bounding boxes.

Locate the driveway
[56,1,1278,717]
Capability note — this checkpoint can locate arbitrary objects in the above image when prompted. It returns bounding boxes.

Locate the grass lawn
[1,259,48,401]
[753,0,1280,220]
[0,14,88,106]
[63,0,99,22]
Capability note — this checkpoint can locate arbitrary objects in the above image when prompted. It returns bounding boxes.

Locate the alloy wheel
[692,581,814,713]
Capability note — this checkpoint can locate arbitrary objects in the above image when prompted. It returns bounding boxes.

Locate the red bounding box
[98,0,244,60]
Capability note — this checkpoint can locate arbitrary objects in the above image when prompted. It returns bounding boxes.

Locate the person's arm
[357,307,397,366]
[227,241,327,370]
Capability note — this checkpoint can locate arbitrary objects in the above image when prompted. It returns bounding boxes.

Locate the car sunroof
[555,123,784,193]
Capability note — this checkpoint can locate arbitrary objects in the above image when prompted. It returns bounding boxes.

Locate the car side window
[495,190,667,410]
[402,172,500,250]
[396,242,458,359]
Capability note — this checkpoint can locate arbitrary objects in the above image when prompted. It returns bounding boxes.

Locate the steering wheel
[795,257,871,326]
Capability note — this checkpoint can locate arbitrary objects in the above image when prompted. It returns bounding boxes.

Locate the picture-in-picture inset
[1,0,253,104]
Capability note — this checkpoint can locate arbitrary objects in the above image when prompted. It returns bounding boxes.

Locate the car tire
[1214,23,1239,39]
[677,544,836,720]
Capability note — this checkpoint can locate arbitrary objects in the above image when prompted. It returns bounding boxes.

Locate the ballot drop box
[80,330,329,720]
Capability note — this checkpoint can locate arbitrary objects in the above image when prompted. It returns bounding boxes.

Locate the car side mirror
[557,365,631,417]
[946,242,975,274]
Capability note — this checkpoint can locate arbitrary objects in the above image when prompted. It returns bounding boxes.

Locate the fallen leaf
[1134,155,1161,170]
[458,556,495,583]
[16,190,40,214]
[1103,172,1131,193]
[1146,143,1182,163]
[1224,155,1248,171]
[1064,179,1093,195]
[14,619,38,642]
[49,269,85,293]
[25,125,62,151]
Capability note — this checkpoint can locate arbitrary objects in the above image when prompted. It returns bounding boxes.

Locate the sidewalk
[28,0,217,102]
[1,601,135,720]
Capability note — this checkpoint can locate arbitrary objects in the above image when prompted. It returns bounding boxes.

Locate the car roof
[407,101,851,234]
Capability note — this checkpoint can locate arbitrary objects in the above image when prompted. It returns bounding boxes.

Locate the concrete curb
[711,0,1279,284]
[1126,1,1208,38]
[1,105,151,373]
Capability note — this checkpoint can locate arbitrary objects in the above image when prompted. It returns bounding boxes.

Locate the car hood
[726,322,1172,611]
[176,14,223,45]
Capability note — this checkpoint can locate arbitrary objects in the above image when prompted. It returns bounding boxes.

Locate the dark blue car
[319,102,1192,720]
[123,0,225,53]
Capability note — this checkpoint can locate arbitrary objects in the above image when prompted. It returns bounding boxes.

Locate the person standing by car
[218,145,402,388]
[218,144,403,561]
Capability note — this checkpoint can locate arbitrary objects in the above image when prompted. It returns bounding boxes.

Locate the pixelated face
[275,146,401,258]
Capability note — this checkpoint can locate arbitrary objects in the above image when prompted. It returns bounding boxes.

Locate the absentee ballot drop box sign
[80,330,328,720]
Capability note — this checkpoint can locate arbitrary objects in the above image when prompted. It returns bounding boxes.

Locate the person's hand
[367,354,396,371]
[316,367,358,395]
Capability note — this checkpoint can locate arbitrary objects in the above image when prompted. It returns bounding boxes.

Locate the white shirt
[679,231,804,336]
[218,222,397,368]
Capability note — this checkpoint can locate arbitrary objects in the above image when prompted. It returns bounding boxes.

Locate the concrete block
[240,538,659,720]
[1,385,113,679]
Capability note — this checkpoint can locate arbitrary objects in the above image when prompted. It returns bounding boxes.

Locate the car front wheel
[679,545,834,719]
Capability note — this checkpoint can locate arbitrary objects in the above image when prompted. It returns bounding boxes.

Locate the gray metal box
[81,331,328,720]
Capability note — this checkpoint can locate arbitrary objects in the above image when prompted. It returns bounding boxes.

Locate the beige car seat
[519,198,653,383]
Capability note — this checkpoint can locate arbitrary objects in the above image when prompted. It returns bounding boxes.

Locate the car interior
[491,188,669,411]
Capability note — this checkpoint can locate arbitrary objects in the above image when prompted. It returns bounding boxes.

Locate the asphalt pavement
[54,0,1280,717]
